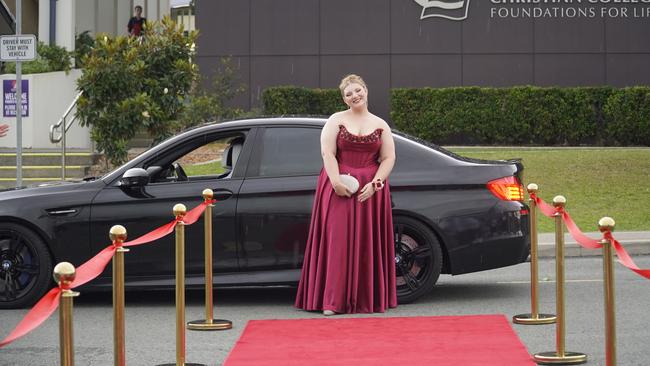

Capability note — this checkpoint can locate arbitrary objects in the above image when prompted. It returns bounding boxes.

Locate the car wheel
[0,223,53,309]
[394,216,443,304]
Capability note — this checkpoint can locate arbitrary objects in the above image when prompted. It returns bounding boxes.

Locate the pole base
[512,313,557,325]
[533,351,587,365]
[187,319,233,331]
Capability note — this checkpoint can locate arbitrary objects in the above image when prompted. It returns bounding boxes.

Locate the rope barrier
[530,192,650,280]
[0,200,213,348]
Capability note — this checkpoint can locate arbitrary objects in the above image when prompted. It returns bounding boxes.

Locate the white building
[2,0,172,49]
[0,0,183,150]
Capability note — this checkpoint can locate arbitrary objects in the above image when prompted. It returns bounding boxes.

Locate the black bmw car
[0,117,529,308]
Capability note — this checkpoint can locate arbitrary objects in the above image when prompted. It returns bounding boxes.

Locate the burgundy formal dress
[295,125,397,313]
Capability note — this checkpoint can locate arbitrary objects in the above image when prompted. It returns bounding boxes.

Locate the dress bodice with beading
[336,125,383,169]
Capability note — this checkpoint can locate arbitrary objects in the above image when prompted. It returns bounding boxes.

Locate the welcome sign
[3,80,29,117]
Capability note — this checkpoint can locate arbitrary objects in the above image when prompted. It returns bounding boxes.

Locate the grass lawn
[184,161,225,176]
[448,147,650,233]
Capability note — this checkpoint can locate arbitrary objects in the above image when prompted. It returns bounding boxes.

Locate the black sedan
[0,117,529,308]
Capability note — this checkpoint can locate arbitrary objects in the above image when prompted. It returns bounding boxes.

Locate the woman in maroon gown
[295,74,397,315]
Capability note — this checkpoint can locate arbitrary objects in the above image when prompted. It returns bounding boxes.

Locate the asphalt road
[1,256,649,366]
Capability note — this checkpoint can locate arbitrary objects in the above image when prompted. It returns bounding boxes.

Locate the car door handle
[212,189,234,201]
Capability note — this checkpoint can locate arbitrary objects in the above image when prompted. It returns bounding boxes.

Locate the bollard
[533,196,587,365]
[513,184,557,325]
[54,262,79,366]
[110,225,129,366]
[599,217,617,366]
[157,204,205,366]
[188,189,232,331]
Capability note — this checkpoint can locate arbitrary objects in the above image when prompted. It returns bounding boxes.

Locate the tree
[180,56,246,128]
[76,17,198,165]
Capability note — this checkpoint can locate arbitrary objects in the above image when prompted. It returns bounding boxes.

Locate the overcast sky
[170,0,191,8]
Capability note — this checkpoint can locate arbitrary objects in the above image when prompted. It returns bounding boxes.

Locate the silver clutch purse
[339,174,360,194]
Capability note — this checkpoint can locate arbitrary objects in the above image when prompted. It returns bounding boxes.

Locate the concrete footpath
[538,231,650,258]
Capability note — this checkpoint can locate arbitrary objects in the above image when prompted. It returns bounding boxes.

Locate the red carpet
[224,314,535,365]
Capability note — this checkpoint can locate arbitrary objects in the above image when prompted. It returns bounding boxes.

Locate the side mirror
[119,168,150,188]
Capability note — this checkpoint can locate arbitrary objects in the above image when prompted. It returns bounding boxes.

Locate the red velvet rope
[0,201,211,348]
[605,232,650,280]
[559,209,602,250]
[532,192,650,280]
[530,193,556,218]
[0,287,61,347]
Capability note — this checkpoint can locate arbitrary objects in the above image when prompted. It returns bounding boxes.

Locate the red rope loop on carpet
[0,200,212,348]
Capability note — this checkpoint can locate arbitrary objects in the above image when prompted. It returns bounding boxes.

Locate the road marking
[497,279,603,284]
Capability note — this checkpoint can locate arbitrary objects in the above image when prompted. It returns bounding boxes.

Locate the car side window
[256,127,322,177]
[178,138,237,178]
[148,134,246,183]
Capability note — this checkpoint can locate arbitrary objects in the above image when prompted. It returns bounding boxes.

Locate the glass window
[176,139,230,178]
[258,127,322,177]
[149,134,245,183]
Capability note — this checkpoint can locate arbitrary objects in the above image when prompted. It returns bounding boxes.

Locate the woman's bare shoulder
[369,114,391,131]
[326,110,348,126]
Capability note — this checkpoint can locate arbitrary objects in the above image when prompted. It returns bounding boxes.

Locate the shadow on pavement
[72,281,520,308]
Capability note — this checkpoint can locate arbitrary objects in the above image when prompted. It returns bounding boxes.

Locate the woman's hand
[357,182,375,203]
[0,124,9,138]
[332,181,353,198]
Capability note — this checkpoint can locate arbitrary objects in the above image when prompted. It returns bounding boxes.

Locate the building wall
[4,0,38,35]
[0,69,91,149]
[196,0,650,120]
[76,0,170,38]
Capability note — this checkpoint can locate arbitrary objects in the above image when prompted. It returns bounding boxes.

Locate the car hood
[0,179,105,201]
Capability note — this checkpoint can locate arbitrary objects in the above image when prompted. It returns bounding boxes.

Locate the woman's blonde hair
[339,74,367,97]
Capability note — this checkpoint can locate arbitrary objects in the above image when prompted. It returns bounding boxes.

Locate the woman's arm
[373,122,396,182]
[321,116,352,197]
[0,124,9,138]
[357,121,396,203]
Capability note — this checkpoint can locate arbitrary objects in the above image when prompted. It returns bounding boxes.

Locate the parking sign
[0,35,37,61]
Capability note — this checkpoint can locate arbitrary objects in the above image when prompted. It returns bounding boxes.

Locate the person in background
[127,5,146,37]
[0,124,8,138]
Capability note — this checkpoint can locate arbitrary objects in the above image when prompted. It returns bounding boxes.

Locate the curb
[537,232,650,258]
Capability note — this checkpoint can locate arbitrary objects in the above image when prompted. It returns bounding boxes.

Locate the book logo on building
[413,0,471,21]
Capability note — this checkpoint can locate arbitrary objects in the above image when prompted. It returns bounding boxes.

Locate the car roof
[190,116,327,133]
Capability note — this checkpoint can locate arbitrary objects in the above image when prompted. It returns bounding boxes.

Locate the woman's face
[342,83,367,110]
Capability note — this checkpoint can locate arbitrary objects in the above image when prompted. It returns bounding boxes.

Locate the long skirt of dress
[294,164,397,314]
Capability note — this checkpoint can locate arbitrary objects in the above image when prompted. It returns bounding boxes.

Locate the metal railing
[49,92,82,181]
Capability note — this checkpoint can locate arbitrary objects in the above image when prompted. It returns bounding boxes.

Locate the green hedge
[391,86,650,146]
[262,85,650,146]
[603,87,650,146]
[262,86,344,116]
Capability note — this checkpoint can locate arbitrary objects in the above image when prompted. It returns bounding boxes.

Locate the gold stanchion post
[534,196,587,365]
[188,189,232,331]
[157,204,205,366]
[513,184,557,325]
[54,262,79,366]
[110,225,129,366]
[599,217,617,366]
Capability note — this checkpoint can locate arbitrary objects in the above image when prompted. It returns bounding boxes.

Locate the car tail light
[487,176,525,201]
